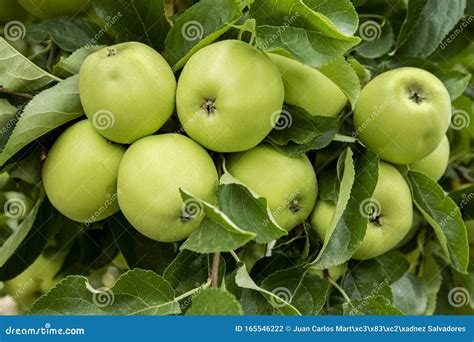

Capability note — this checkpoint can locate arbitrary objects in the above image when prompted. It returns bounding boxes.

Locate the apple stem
[327,277,352,304]
[107,48,118,57]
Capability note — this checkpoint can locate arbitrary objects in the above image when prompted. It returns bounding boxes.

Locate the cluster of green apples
[42,39,452,264]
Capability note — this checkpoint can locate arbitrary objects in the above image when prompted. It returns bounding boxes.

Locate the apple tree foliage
[0,0,473,315]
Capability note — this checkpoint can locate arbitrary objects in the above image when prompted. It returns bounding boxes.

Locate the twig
[0,87,33,100]
[210,252,221,288]
[174,280,211,302]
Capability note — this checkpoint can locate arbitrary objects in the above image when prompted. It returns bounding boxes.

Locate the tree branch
[0,87,33,100]
[210,252,221,288]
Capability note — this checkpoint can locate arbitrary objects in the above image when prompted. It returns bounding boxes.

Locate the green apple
[18,0,89,18]
[42,120,125,223]
[309,263,348,281]
[80,42,176,144]
[226,145,317,231]
[268,53,347,116]
[310,161,413,260]
[411,135,450,181]
[5,253,63,308]
[354,67,451,164]
[117,134,218,242]
[176,40,284,152]
[0,0,27,23]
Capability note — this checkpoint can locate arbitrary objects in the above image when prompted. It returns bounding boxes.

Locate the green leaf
[0,75,83,167]
[260,267,330,315]
[391,273,428,315]
[342,251,409,301]
[108,212,177,275]
[180,189,255,253]
[234,263,300,315]
[0,199,71,281]
[0,38,61,93]
[343,295,404,315]
[53,45,104,78]
[28,17,108,52]
[217,181,287,244]
[0,99,16,145]
[93,0,170,51]
[186,288,242,315]
[250,0,360,67]
[30,269,181,315]
[396,0,466,57]
[312,149,379,269]
[356,18,394,58]
[164,0,243,71]
[450,184,474,220]
[319,57,360,108]
[348,57,371,86]
[408,171,469,273]
[0,189,44,267]
[266,105,339,157]
[420,254,442,315]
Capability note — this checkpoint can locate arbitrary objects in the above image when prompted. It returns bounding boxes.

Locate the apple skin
[18,0,89,18]
[354,67,451,164]
[0,0,27,23]
[80,42,176,144]
[42,120,125,223]
[176,40,284,152]
[411,135,450,181]
[310,161,413,260]
[309,263,348,281]
[117,134,219,242]
[268,53,347,116]
[226,145,317,231]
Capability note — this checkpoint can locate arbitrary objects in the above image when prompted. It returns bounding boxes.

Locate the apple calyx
[368,207,383,227]
[201,99,216,115]
[107,48,118,57]
[407,88,425,104]
[288,199,301,213]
